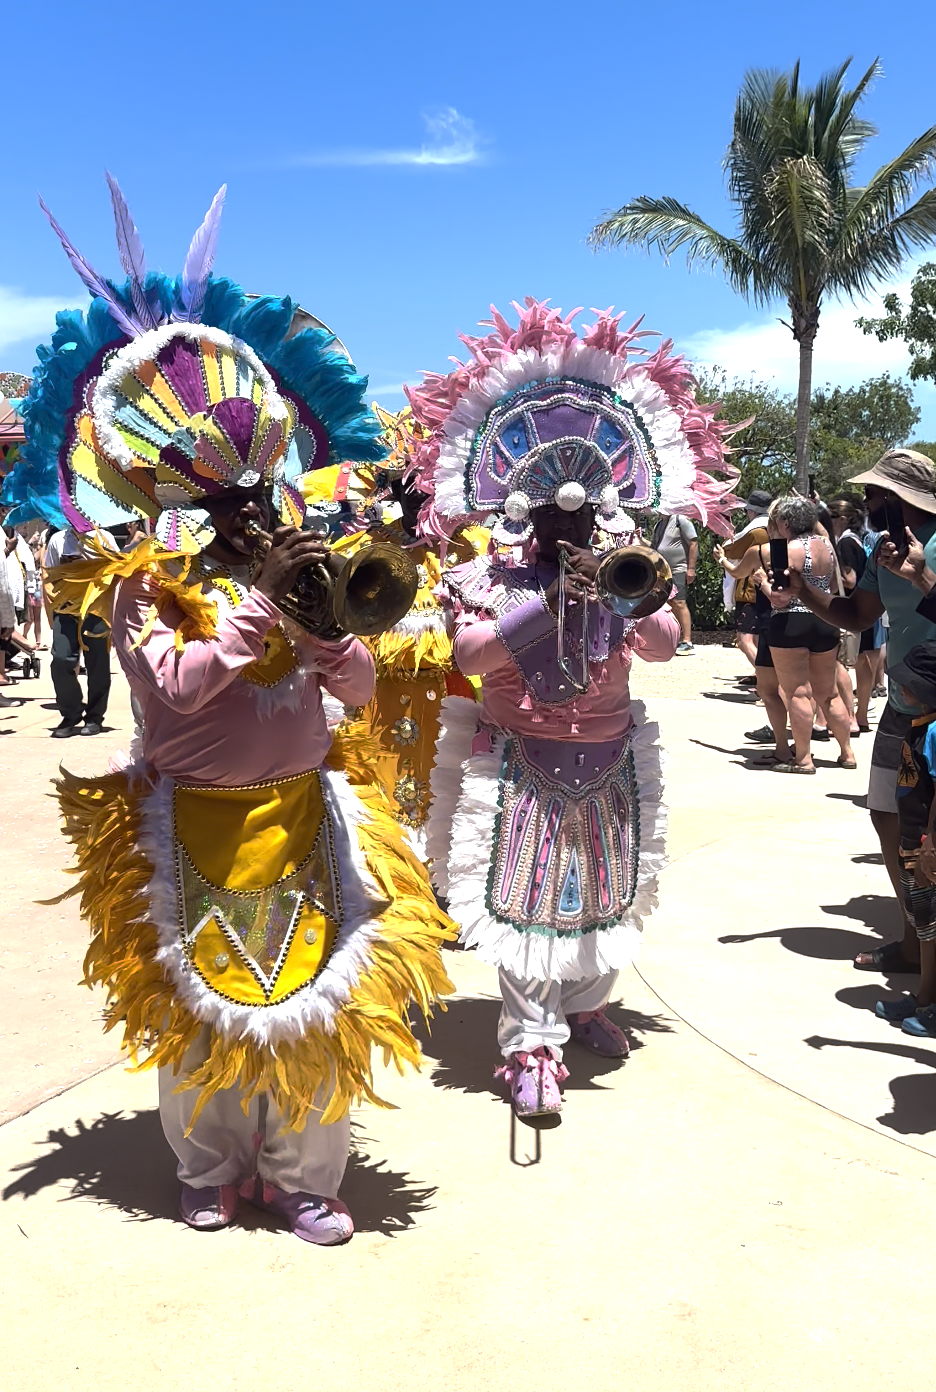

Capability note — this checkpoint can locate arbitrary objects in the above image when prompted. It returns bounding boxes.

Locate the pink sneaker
[495,1046,569,1117]
[248,1178,354,1246]
[567,1008,630,1058]
[179,1182,239,1230]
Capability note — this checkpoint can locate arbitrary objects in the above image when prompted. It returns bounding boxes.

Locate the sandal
[837,755,858,769]
[854,940,921,973]
[771,760,816,774]
[857,723,871,733]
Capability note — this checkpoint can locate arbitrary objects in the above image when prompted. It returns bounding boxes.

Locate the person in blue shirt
[874,641,936,1034]
[774,448,936,975]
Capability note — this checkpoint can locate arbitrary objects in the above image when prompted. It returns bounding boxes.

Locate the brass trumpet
[557,544,673,694]
[245,522,419,641]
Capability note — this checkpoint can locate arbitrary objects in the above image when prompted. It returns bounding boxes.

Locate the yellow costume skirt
[55,764,455,1130]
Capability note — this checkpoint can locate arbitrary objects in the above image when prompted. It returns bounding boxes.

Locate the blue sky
[2,0,935,438]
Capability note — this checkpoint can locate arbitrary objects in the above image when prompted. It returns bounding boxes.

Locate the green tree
[810,372,919,491]
[589,58,936,493]
[857,262,936,383]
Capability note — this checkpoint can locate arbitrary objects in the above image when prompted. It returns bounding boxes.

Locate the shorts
[736,602,760,635]
[767,610,839,653]
[754,632,774,668]
[868,703,913,814]
[859,620,885,653]
[669,569,687,601]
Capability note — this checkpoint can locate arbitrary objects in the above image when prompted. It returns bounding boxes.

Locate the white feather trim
[432,339,698,522]
[425,695,480,895]
[140,767,393,1048]
[442,704,667,982]
[92,322,288,473]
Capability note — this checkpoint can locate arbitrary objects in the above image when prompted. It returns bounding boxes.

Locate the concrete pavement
[1,644,933,1392]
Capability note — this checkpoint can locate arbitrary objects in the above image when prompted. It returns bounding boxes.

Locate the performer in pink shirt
[6,181,453,1241]
[411,299,739,1118]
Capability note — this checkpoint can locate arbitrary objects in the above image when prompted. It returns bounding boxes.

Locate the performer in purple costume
[412,300,739,1118]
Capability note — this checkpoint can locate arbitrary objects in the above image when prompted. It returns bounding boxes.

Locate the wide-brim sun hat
[849,450,936,515]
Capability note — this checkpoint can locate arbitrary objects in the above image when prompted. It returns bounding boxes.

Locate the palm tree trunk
[795,335,813,495]
[791,299,820,495]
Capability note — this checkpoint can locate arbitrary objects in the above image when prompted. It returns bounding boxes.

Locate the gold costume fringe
[53,767,455,1131]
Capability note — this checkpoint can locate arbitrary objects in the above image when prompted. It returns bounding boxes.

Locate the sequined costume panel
[489,734,638,938]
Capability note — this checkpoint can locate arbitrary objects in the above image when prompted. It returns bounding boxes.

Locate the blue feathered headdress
[1,177,385,541]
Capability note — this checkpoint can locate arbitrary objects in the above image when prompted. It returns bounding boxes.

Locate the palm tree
[589,59,936,492]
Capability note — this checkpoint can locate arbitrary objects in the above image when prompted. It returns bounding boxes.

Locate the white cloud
[290,108,484,169]
[683,258,936,436]
[0,285,78,356]
[369,381,406,398]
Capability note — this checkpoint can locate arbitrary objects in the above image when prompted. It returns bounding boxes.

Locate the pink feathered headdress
[406,298,742,542]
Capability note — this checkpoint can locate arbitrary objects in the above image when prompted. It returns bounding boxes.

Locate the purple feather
[177,185,227,324]
[38,195,142,340]
[105,172,159,331]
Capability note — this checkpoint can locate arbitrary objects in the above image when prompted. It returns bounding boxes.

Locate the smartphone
[808,473,817,498]
[884,495,909,560]
[769,537,790,590]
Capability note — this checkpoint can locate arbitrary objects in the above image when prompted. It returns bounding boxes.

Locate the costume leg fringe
[52,766,456,1132]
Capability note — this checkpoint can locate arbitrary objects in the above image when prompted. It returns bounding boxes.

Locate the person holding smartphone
[720,496,854,774]
[774,449,936,974]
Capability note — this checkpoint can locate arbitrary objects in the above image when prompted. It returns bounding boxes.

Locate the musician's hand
[556,540,600,584]
[543,571,591,616]
[254,527,331,606]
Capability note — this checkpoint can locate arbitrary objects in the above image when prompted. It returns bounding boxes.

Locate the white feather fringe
[425,695,480,895]
[140,766,391,1047]
[442,701,667,982]
[432,341,697,521]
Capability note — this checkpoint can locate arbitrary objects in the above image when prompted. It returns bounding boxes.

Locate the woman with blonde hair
[718,495,855,773]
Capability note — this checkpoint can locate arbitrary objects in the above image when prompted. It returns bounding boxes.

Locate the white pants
[158,1029,350,1197]
[497,968,618,1060]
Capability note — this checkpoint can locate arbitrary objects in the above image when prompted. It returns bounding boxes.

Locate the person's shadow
[1,1110,436,1236]
[413,994,675,1100]
[806,1034,936,1137]
[718,893,910,973]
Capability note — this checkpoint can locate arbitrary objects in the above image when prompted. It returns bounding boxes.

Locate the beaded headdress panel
[406,298,740,544]
[2,175,385,549]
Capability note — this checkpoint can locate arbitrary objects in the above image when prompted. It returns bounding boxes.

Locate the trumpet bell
[332,543,419,637]
[595,545,672,619]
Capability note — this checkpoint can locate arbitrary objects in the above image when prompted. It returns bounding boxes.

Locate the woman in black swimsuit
[718,496,855,774]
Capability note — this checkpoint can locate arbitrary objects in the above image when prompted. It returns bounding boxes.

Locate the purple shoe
[495,1046,569,1117]
[249,1178,354,1246]
[179,1182,239,1230]
[567,1009,630,1058]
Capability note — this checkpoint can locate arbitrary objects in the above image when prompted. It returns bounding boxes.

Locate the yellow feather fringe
[52,767,455,1131]
[370,623,452,677]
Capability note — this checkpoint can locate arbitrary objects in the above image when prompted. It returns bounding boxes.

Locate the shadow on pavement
[1,1110,436,1236]
[719,895,906,966]
[412,995,674,1098]
[805,1034,936,1136]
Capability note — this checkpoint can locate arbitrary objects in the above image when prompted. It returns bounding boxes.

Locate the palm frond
[830,189,936,298]
[818,58,881,170]
[588,196,764,298]
[844,125,936,229]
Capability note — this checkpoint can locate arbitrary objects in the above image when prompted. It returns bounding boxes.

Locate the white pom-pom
[600,484,619,517]
[556,480,587,512]
[504,491,531,521]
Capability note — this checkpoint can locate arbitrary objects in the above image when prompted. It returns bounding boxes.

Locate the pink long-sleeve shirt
[453,600,678,742]
[111,572,375,786]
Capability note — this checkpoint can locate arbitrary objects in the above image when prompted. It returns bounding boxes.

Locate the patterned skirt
[429,699,667,983]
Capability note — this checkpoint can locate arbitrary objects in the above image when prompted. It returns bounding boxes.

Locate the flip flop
[854,940,920,973]
[771,761,816,774]
[837,755,858,769]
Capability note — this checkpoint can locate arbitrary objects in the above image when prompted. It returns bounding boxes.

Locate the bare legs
[755,664,792,761]
[769,646,816,769]
[855,651,877,727]
[854,809,920,967]
[736,630,757,669]
[669,598,692,645]
[769,646,854,770]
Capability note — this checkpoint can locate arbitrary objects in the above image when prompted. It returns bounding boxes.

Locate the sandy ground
[1,640,931,1392]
